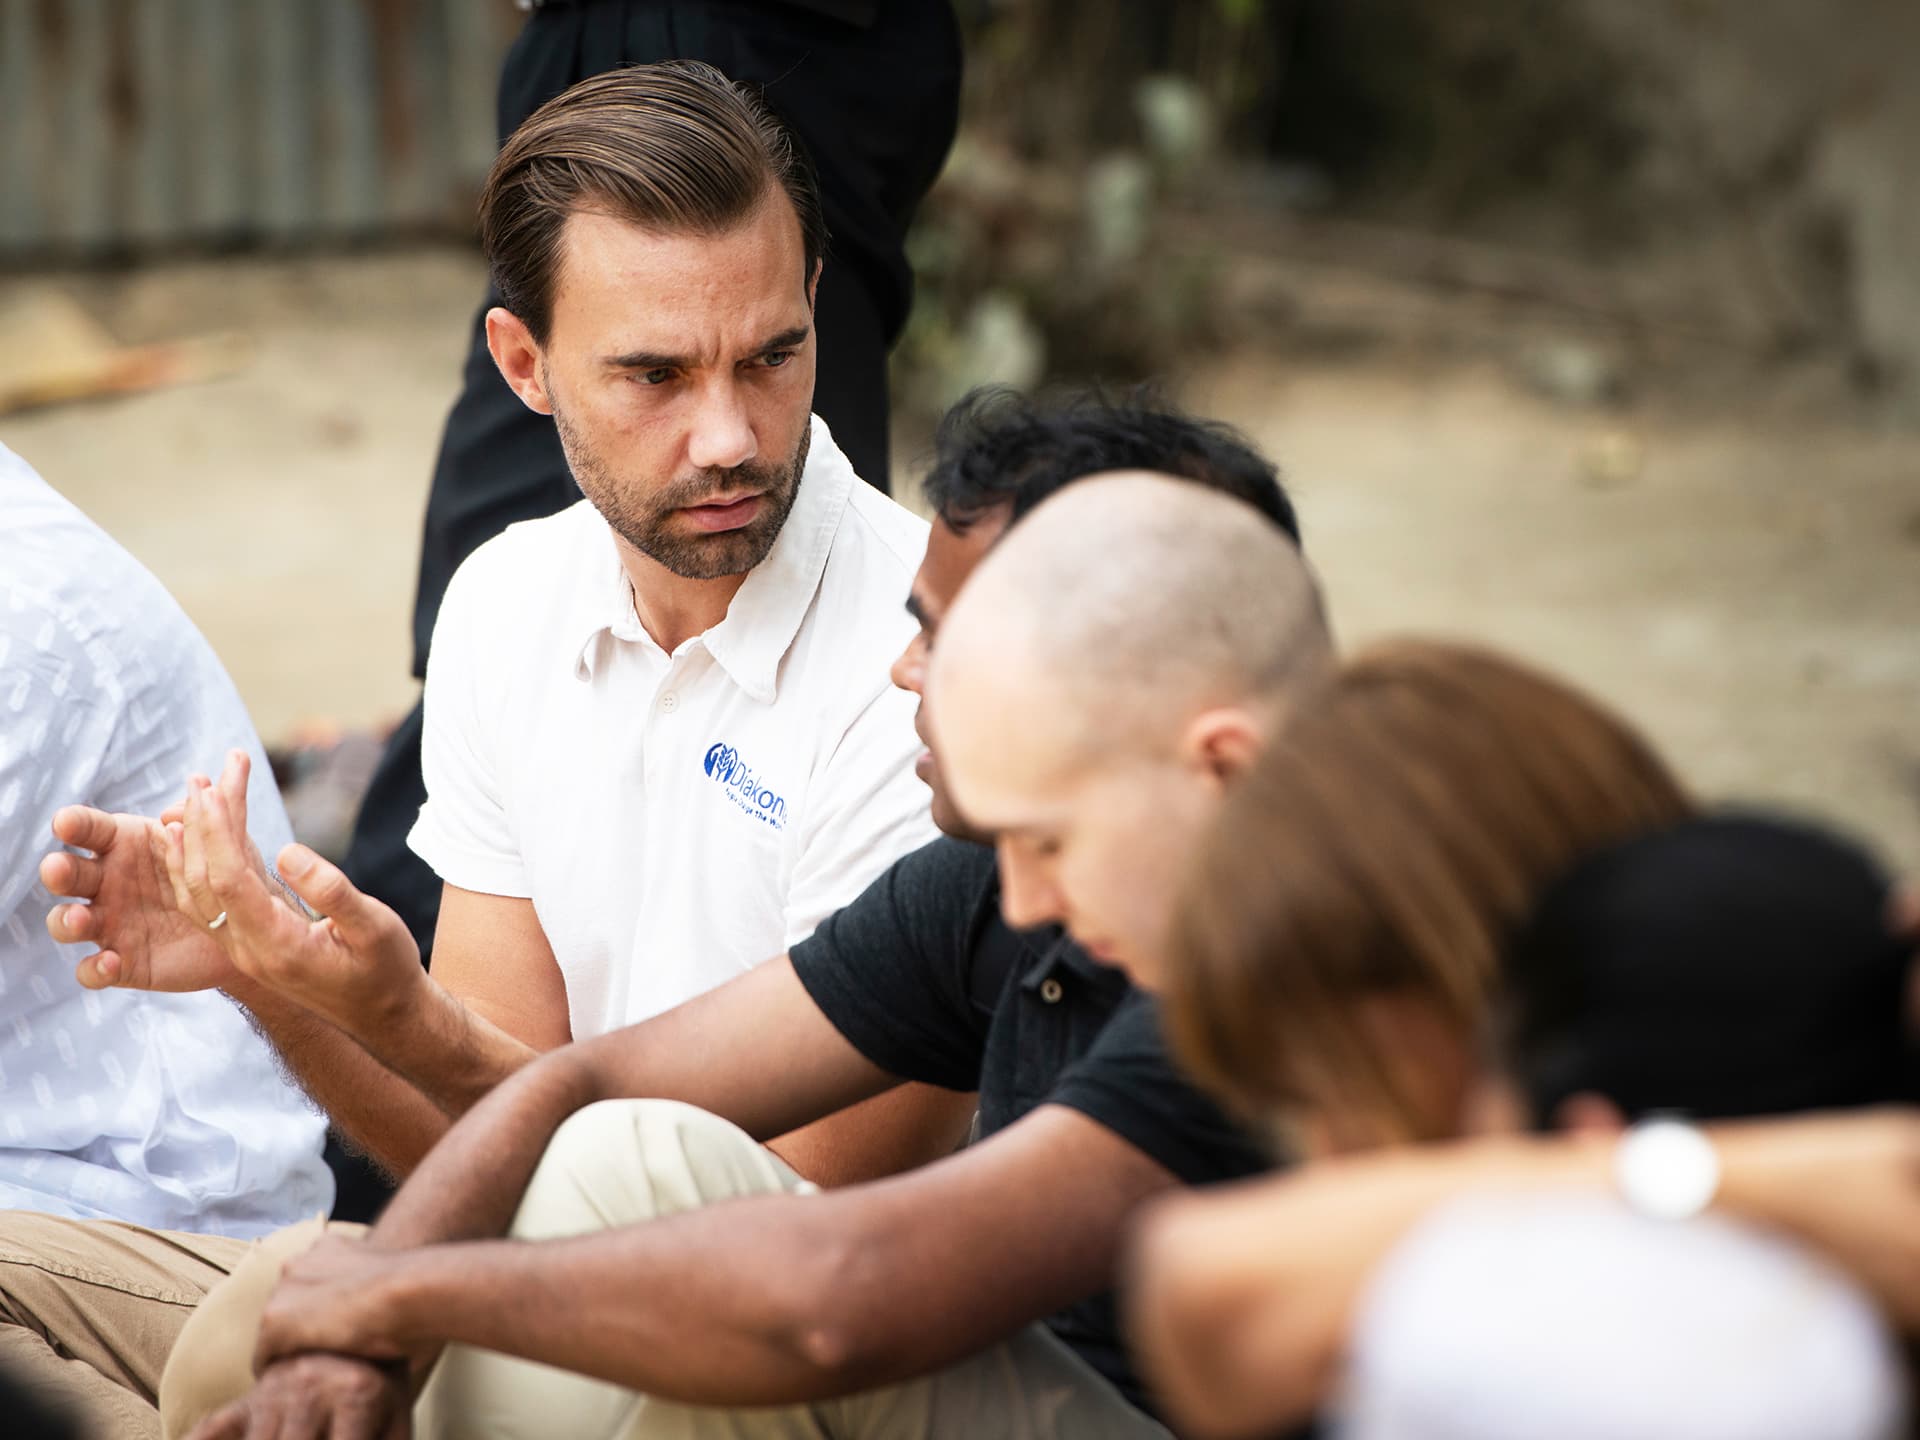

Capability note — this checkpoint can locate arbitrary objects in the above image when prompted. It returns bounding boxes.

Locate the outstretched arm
[1124,1109,1920,1439]
[44,751,566,1175]
[259,1103,1174,1405]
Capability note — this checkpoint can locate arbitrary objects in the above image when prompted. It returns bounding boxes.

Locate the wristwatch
[1614,1117,1721,1221]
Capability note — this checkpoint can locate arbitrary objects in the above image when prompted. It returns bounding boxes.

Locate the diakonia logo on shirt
[702,742,789,831]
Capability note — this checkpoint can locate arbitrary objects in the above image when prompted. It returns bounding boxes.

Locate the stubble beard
[553,402,809,581]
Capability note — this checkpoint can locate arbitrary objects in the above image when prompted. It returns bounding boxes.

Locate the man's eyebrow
[604,347,689,371]
[603,326,811,372]
[905,592,934,628]
[754,325,812,354]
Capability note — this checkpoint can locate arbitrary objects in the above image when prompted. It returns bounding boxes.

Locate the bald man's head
[929,471,1331,981]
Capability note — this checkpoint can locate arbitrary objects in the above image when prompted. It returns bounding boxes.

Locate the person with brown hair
[1323,814,1916,1440]
[1123,642,1920,1438]
[19,61,967,1438]
[1159,638,1693,1147]
[344,0,962,996]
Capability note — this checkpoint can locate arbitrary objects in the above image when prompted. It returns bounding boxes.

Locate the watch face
[1616,1118,1720,1221]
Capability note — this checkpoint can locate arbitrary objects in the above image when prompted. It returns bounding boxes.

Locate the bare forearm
[225,975,456,1176]
[1127,1138,1610,1437]
[370,1048,605,1249]
[353,973,543,1119]
[381,1202,870,1405]
[358,1115,1161,1407]
[267,1108,1175,1415]
[225,971,540,1178]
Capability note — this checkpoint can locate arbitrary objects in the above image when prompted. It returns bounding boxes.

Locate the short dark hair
[920,386,1302,544]
[1503,812,1917,1125]
[479,61,828,343]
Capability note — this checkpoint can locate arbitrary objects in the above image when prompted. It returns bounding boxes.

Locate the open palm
[167,751,424,1037]
[41,800,242,994]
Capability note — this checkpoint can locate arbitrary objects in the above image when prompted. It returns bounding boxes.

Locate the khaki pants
[164,1100,1171,1440]
[0,1211,257,1440]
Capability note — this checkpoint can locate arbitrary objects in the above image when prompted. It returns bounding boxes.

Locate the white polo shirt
[409,416,938,1036]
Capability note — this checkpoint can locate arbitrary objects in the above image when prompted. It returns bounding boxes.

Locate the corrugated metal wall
[0,0,521,258]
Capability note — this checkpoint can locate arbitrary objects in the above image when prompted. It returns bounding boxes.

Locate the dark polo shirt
[790,835,1275,1412]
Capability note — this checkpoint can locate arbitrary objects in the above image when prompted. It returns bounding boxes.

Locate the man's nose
[890,634,928,696]
[685,380,757,473]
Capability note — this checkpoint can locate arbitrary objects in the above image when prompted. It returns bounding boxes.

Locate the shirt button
[1039,978,1064,1004]
[659,692,679,713]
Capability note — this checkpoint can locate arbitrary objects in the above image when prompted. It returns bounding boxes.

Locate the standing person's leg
[0,1213,253,1440]
[161,1102,1167,1440]
[809,258,892,494]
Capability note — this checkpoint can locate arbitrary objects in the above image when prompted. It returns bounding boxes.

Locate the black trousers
[328,0,959,1219]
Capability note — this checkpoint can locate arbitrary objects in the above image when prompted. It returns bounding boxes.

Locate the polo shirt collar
[702,415,850,703]
[570,415,852,701]
[1023,930,1130,994]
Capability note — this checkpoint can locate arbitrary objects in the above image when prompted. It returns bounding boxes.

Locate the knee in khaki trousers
[163,1100,1169,1440]
[0,1211,259,1440]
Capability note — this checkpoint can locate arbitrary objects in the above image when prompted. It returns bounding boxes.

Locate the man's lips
[681,493,764,533]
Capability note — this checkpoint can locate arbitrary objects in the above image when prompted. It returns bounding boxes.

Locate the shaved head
[929,470,1332,977]
[935,471,1329,759]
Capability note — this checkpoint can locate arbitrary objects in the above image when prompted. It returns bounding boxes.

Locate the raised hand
[40,787,243,994]
[167,749,428,1043]
[184,1353,410,1440]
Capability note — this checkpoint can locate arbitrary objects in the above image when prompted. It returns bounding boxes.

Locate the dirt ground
[4,247,1918,873]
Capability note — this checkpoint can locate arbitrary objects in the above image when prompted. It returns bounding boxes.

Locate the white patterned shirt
[0,442,332,1236]
[408,415,938,1037]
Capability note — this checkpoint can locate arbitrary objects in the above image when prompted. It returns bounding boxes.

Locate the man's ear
[485,306,554,416]
[1181,707,1265,790]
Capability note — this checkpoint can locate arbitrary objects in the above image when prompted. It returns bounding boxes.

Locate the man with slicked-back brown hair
[17,62,969,1439]
[340,4,961,1159]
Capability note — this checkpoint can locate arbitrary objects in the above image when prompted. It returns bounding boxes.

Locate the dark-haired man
[161,397,1313,1438]
[901,387,1299,837]
[21,63,958,1439]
